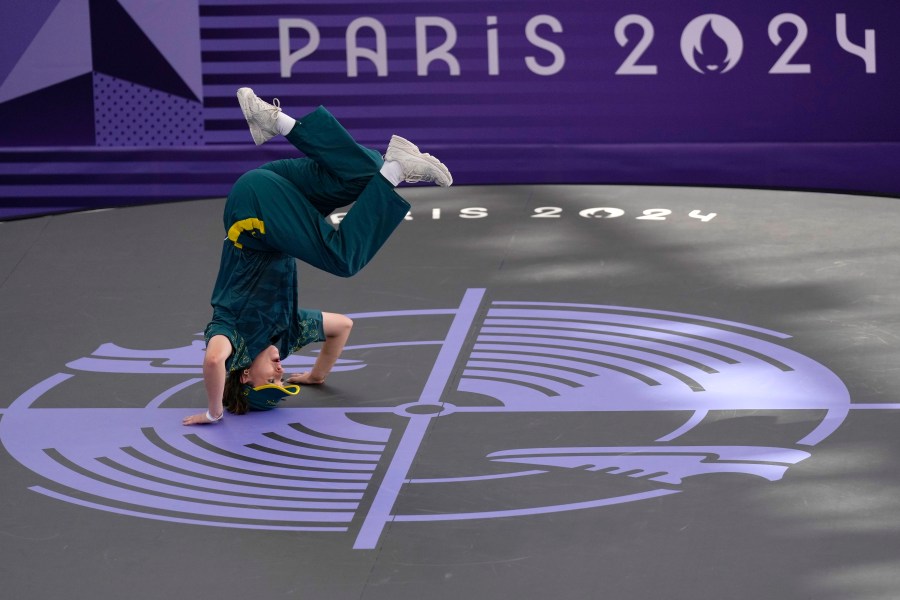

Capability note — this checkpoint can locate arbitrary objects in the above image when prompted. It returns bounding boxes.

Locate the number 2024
[616,13,875,75]
[532,207,717,221]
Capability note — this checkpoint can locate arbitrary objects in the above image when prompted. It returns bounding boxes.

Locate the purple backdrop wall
[1,0,897,219]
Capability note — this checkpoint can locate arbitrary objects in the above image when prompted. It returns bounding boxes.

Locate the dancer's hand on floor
[286,372,325,385]
[182,412,217,426]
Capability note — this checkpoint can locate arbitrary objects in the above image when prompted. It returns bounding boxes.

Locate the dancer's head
[223,345,299,413]
[241,345,285,387]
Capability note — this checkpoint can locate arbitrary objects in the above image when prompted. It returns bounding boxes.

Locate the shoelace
[253,97,281,116]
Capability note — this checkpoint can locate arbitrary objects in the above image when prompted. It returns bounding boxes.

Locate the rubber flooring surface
[2,185,899,600]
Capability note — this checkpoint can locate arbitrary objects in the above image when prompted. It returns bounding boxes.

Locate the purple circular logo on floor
[0,289,850,549]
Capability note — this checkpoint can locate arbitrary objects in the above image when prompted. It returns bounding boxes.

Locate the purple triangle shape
[89,0,197,101]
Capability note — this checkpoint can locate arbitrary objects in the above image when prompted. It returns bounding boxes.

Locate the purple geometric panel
[0,73,95,147]
[89,0,196,101]
[117,0,202,100]
[93,74,203,147]
[0,0,92,104]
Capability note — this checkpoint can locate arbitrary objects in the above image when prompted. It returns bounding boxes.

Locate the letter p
[280,18,320,78]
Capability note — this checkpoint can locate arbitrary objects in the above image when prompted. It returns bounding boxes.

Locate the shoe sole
[385,135,453,187]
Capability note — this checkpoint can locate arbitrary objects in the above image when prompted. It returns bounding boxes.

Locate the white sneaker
[236,87,281,145]
[384,135,453,187]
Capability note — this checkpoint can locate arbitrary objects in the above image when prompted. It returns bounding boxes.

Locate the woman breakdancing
[182,88,451,425]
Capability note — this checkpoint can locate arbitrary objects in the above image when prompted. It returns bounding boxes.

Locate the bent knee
[336,314,354,334]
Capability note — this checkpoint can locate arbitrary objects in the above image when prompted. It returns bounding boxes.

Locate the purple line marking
[146,378,203,409]
[491,302,791,339]
[352,416,431,550]
[419,290,487,406]
[7,373,73,411]
[29,487,349,532]
[108,451,364,500]
[408,470,547,485]
[86,457,362,509]
[345,309,457,319]
[656,410,709,442]
[341,341,443,351]
[392,489,679,522]
[353,288,486,550]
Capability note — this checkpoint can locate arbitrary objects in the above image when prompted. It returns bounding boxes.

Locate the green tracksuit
[205,106,410,370]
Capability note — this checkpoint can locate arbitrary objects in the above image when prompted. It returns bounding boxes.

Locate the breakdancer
[183,88,451,424]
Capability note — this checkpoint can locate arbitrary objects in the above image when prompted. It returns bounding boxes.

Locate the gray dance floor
[2,185,900,600]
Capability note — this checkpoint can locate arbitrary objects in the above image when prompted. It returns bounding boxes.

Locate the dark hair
[223,369,249,415]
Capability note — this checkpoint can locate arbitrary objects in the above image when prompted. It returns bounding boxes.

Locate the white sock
[379,160,404,186]
[276,113,297,136]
